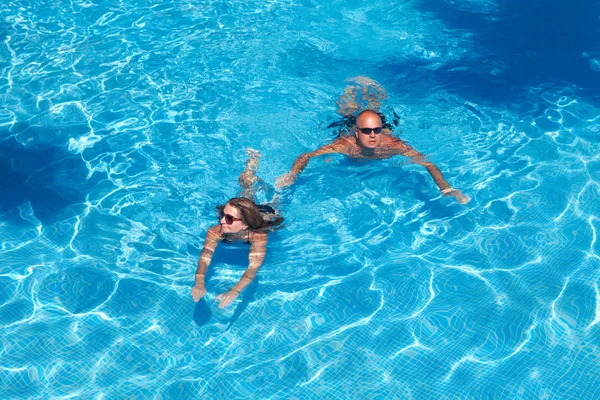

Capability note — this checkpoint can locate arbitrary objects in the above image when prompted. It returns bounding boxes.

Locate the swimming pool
[1,0,599,398]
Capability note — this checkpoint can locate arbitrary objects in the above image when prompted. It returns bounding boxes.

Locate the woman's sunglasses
[356,127,383,135]
[219,211,242,225]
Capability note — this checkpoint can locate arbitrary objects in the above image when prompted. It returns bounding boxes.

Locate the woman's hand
[191,284,207,302]
[215,290,240,308]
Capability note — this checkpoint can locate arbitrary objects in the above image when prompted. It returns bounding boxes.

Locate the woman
[191,150,283,308]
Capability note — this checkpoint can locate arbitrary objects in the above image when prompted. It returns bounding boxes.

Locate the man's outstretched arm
[276,142,340,189]
[397,144,470,204]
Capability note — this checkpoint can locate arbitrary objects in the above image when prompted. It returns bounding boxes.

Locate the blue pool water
[1,0,600,398]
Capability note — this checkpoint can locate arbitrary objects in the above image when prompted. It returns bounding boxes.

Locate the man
[276,109,470,204]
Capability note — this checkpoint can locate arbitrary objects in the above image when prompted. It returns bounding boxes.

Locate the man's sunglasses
[219,211,242,225]
[356,127,383,135]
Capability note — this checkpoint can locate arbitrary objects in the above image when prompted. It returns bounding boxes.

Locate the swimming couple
[191,78,470,308]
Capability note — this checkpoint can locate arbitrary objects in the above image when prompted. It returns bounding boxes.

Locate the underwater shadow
[191,245,259,329]
[0,124,106,224]
[192,298,213,326]
[226,277,259,331]
[192,277,260,329]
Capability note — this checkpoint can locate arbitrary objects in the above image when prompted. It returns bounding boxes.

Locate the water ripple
[1,0,600,398]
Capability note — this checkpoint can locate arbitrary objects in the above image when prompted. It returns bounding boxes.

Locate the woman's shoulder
[248,230,268,243]
[206,224,223,239]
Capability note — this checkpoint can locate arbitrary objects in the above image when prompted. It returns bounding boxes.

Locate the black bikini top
[222,229,251,244]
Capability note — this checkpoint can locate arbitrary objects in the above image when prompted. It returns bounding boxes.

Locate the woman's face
[220,203,248,233]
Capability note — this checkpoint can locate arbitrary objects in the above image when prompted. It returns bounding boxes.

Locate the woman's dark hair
[216,197,284,232]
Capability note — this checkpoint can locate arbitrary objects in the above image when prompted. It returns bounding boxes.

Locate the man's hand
[443,189,471,204]
[275,173,295,189]
[215,290,240,308]
[191,284,207,302]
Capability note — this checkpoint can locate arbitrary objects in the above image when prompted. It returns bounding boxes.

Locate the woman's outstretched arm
[215,231,268,308]
[192,225,221,302]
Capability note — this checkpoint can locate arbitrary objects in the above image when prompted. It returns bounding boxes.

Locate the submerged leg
[336,76,388,117]
[238,148,262,201]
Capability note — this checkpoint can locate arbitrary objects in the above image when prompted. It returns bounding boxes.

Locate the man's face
[355,114,383,149]
[220,203,248,233]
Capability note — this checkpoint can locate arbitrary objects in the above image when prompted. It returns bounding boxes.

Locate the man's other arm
[276,142,342,189]
[395,141,470,204]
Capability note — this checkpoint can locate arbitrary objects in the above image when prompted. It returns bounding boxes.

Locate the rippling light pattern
[1,0,599,398]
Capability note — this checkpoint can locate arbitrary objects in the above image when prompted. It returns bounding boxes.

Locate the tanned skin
[192,221,267,308]
[276,110,470,204]
[191,150,270,308]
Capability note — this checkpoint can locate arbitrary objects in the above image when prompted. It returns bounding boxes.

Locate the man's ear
[354,128,359,139]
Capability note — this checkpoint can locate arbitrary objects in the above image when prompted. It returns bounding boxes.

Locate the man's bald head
[355,110,382,127]
[354,109,383,149]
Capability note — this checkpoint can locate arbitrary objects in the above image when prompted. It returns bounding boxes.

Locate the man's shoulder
[332,136,356,149]
[314,137,351,154]
[382,134,410,150]
[381,133,404,144]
